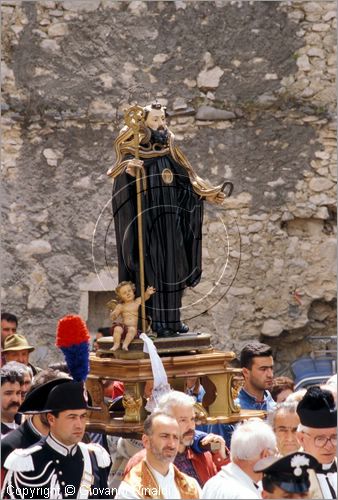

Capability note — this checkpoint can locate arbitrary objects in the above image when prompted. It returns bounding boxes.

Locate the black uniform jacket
[2,434,112,499]
[1,418,41,467]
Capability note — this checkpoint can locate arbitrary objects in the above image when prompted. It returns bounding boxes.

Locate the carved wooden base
[86,346,265,435]
[96,332,213,359]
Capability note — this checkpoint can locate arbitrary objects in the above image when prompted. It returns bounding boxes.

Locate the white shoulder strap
[77,442,94,500]
[3,445,42,472]
[86,442,111,468]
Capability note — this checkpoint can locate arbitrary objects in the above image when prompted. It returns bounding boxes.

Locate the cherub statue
[108,281,156,351]
[122,393,143,422]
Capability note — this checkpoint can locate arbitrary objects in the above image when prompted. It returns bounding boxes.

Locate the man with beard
[236,342,276,411]
[108,102,230,337]
[124,391,228,487]
[0,368,23,437]
[116,412,201,499]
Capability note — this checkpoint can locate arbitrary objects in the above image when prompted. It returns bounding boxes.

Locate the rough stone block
[16,240,52,257]
[62,0,100,12]
[48,23,68,37]
[261,319,284,337]
[296,54,311,71]
[312,23,330,32]
[322,11,336,22]
[196,106,236,121]
[309,177,334,192]
[128,1,148,16]
[197,67,224,90]
[40,39,60,52]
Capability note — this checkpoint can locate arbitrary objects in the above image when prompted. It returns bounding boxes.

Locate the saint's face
[145,108,167,131]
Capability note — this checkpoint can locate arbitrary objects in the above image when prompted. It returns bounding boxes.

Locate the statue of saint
[107,102,231,338]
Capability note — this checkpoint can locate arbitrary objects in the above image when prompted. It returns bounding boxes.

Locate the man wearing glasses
[296,386,337,499]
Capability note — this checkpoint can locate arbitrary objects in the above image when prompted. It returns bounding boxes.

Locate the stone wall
[1,0,336,374]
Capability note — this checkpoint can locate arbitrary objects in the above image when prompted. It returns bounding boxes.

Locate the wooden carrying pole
[124,106,147,333]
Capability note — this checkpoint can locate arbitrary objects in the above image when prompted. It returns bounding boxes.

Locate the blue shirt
[235,387,276,412]
[186,385,206,403]
[196,423,235,449]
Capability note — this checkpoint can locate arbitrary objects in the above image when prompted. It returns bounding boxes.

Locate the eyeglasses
[303,432,337,448]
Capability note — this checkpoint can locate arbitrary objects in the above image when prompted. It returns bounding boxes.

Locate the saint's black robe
[112,153,203,332]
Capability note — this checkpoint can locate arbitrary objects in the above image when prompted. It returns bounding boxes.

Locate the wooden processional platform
[86,333,265,437]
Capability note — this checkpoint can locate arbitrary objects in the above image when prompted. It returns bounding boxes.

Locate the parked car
[291,336,336,389]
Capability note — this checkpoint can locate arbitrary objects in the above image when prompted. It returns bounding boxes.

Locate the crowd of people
[0,312,336,499]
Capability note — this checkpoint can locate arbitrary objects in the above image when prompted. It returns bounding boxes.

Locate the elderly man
[108,101,231,337]
[201,419,277,499]
[296,386,337,499]
[125,391,228,487]
[116,412,201,499]
[254,451,319,499]
[0,368,24,438]
[268,401,300,456]
[2,333,40,376]
[236,342,276,411]
[2,381,111,499]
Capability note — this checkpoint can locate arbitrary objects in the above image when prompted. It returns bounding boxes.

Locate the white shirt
[115,461,201,499]
[316,462,337,499]
[202,462,261,499]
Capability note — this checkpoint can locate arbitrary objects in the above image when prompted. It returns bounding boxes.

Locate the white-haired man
[124,391,228,487]
[201,419,277,499]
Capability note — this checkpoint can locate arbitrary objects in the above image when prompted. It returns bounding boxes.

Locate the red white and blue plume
[56,315,91,382]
